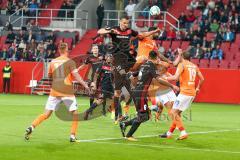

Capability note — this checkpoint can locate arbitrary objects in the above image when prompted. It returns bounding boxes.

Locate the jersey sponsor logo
[101,66,111,71]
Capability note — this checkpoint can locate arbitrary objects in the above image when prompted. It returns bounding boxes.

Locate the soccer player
[148,62,176,121]
[84,54,114,120]
[132,27,171,71]
[98,16,139,124]
[24,43,90,142]
[119,51,179,141]
[160,51,204,140]
[78,45,103,107]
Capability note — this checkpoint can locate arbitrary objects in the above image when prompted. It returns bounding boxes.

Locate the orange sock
[71,114,78,136]
[123,105,130,115]
[174,115,185,131]
[32,114,48,128]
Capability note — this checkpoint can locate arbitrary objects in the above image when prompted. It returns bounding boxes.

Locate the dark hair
[148,27,157,32]
[120,15,129,20]
[149,50,158,60]
[183,51,191,60]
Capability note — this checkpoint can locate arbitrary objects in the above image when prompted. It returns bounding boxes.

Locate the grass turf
[0,94,240,160]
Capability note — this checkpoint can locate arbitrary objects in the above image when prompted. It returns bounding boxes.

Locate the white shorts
[45,96,78,112]
[172,94,195,112]
[156,89,176,106]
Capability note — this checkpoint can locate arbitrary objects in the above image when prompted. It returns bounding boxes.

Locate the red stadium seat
[219,60,229,69]
[171,41,181,50]
[199,59,209,68]
[230,44,240,54]
[234,54,240,62]
[209,60,219,69]
[180,41,190,50]
[235,34,240,43]
[206,33,216,41]
[0,36,7,44]
[229,61,239,69]
[161,41,171,51]
[136,16,145,28]
[190,58,199,66]
[221,42,231,52]
[224,50,235,61]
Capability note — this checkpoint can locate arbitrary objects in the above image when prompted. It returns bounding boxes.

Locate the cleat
[177,134,188,140]
[70,137,80,143]
[118,115,129,122]
[114,120,119,125]
[125,136,138,141]
[159,132,172,139]
[25,127,33,140]
[119,122,126,137]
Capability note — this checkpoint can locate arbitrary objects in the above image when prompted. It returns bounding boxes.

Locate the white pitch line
[94,141,240,154]
[80,128,240,142]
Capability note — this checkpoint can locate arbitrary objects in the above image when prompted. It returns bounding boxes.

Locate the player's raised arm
[138,28,160,39]
[166,63,183,81]
[196,69,205,94]
[173,48,183,66]
[71,66,90,92]
[156,76,179,92]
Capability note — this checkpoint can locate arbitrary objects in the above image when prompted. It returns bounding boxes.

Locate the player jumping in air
[160,51,204,140]
[24,43,90,142]
[119,51,179,141]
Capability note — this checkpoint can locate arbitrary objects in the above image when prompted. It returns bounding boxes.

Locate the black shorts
[102,86,114,99]
[136,112,150,123]
[132,90,149,113]
[113,70,132,91]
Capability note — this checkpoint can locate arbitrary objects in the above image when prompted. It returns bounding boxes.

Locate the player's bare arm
[71,69,90,93]
[97,27,119,35]
[138,28,161,39]
[173,48,183,66]
[156,76,179,92]
[196,69,205,94]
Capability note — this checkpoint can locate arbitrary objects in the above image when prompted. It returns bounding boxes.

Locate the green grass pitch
[0,94,240,160]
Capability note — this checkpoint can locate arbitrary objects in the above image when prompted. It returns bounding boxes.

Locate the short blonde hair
[59,42,68,53]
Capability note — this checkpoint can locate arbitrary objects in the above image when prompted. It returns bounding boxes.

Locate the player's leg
[62,96,80,142]
[84,98,103,120]
[114,90,122,124]
[25,96,60,140]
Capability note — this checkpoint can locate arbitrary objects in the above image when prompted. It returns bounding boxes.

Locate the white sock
[30,125,35,131]
[167,131,172,136]
[180,130,187,136]
[70,134,76,139]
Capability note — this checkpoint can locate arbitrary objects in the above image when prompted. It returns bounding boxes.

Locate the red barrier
[0,61,240,104]
[0,61,43,94]
[195,69,240,104]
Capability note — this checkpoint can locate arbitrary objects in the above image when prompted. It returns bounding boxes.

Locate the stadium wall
[0,61,239,104]
[0,61,43,94]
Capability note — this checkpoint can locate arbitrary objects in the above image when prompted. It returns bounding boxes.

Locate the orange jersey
[48,55,77,97]
[148,64,170,98]
[137,37,157,58]
[176,60,200,96]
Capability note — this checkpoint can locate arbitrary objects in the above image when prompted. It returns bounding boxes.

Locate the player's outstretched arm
[196,69,205,94]
[138,28,160,39]
[173,48,183,66]
[97,28,112,35]
[72,70,90,92]
[156,76,179,92]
